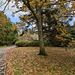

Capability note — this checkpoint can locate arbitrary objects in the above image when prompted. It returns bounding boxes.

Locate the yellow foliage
[0,11,8,26]
[55,22,71,42]
[11,0,74,30]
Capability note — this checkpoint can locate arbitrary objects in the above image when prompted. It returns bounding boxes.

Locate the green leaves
[0,11,18,46]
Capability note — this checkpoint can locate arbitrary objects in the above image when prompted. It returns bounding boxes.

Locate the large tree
[0,0,74,55]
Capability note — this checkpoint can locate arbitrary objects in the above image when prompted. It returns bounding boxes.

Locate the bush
[15,40,26,47]
[15,40,39,47]
[29,40,39,47]
[44,41,49,46]
[15,40,49,47]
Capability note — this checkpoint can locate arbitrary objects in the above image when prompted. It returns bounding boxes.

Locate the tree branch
[0,0,7,7]
[3,0,10,11]
[22,0,38,21]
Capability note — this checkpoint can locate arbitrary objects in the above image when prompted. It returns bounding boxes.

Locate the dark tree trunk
[37,11,47,56]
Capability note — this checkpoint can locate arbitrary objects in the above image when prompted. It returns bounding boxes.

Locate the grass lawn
[6,47,75,75]
[0,46,5,48]
[0,46,5,49]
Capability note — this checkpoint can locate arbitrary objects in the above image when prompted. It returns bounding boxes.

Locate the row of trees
[0,11,18,46]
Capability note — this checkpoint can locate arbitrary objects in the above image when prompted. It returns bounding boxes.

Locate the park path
[0,46,16,75]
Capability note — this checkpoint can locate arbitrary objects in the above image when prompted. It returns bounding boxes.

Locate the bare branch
[3,0,10,11]
[0,0,7,7]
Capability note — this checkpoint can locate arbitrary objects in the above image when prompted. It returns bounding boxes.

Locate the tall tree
[1,0,74,55]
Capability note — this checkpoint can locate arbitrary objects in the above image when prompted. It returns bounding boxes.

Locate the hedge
[15,40,39,47]
[15,40,49,47]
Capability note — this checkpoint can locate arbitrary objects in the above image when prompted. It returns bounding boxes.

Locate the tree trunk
[37,11,47,56]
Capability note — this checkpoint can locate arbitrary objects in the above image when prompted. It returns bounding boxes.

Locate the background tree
[0,11,18,45]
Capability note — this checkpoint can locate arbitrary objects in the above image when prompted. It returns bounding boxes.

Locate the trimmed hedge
[15,40,49,47]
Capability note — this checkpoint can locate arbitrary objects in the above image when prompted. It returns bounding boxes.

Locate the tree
[43,16,71,47]
[0,11,18,45]
[1,0,74,55]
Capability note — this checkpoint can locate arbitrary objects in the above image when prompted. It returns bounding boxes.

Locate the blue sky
[6,14,20,23]
[70,20,75,26]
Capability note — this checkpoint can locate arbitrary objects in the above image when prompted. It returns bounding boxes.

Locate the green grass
[0,46,5,48]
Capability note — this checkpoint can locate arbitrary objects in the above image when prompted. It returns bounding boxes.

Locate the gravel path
[0,46,16,75]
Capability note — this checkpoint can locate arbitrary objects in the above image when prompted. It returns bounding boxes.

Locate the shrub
[15,40,26,47]
[29,40,39,47]
[44,41,49,46]
[15,40,39,47]
[15,40,49,47]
